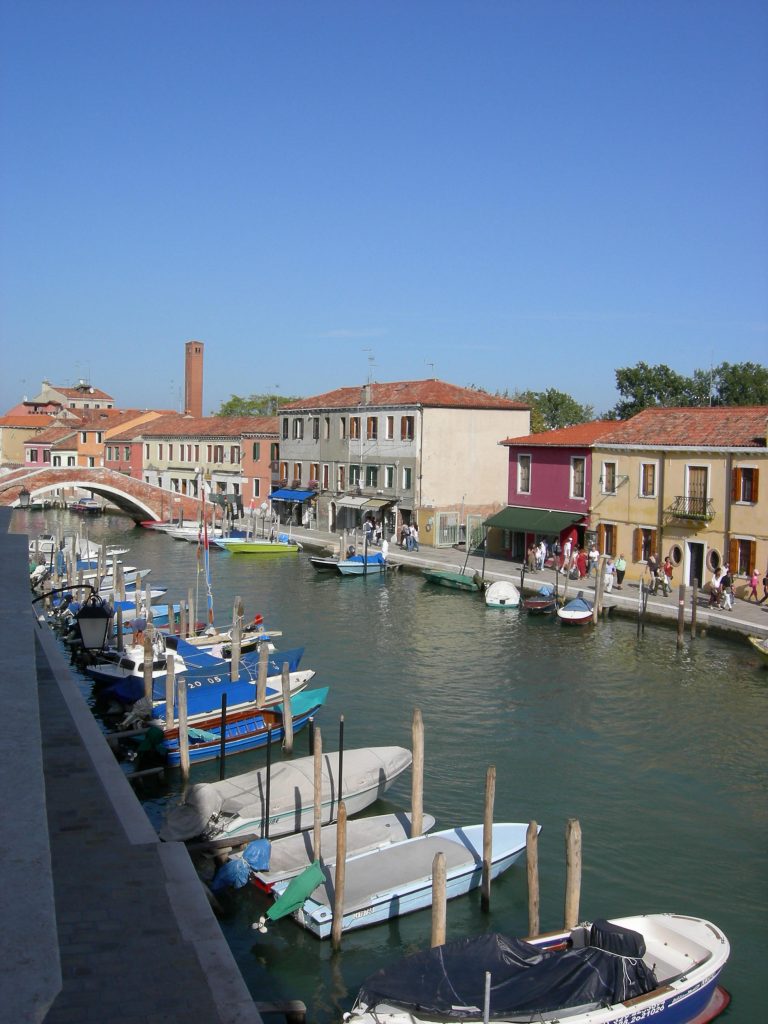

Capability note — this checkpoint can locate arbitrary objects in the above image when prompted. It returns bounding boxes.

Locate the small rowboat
[485,580,520,608]
[422,568,482,592]
[524,583,558,614]
[748,635,768,663]
[557,593,594,625]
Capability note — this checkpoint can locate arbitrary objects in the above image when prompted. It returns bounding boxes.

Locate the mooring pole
[677,583,687,649]
[481,764,496,913]
[331,801,347,952]
[431,852,447,947]
[411,708,424,838]
[526,820,540,937]
[564,818,582,930]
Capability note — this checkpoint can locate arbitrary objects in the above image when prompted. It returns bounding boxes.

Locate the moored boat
[748,635,768,663]
[557,593,594,625]
[159,745,413,842]
[212,535,301,554]
[422,568,482,592]
[343,912,730,1024]
[484,580,521,608]
[266,821,532,939]
[337,553,388,576]
[523,582,558,614]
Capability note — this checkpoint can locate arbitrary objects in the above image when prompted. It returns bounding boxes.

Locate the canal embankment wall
[1,509,262,1024]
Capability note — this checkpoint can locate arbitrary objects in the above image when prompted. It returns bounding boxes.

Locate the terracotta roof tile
[25,425,78,444]
[282,379,529,411]
[502,420,618,447]
[600,406,768,447]
[121,414,278,440]
[0,414,60,428]
[50,385,114,400]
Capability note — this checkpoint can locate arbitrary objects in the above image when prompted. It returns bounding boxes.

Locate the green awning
[483,507,584,533]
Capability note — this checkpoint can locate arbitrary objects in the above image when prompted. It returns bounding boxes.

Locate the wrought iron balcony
[665,495,715,522]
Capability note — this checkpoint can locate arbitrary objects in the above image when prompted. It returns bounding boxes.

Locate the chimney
[184,340,204,417]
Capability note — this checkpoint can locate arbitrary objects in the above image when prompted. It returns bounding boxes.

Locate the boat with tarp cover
[343,913,730,1024]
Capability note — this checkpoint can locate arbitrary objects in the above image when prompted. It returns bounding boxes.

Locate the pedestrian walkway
[289,523,768,640]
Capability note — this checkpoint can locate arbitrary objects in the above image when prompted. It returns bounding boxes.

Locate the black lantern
[75,593,113,651]
[18,486,31,509]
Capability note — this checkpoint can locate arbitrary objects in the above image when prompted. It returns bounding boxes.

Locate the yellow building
[592,407,767,591]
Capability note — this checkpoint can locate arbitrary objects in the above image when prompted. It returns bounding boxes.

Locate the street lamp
[75,592,113,651]
[18,486,31,509]
[260,501,268,538]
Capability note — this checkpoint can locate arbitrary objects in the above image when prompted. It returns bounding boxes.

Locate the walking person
[747,567,760,602]
[614,553,627,590]
[588,542,600,578]
[720,566,734,611]
[759,570,768,605]
[662,556,674,596]
[603,557,616,593]
[410,523,419,551]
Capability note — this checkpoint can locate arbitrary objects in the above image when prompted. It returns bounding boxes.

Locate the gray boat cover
[357,921,658,1020]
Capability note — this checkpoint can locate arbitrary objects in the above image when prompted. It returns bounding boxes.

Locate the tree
[509,389,593,433]
[608,360,768,418]
[713,362,768,406]
[215,393,299,416]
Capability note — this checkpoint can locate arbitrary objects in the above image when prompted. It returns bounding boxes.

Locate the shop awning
[363,497,393,510]
[270,488,316,502]
[483,507,584,533]
[336,495,368,509]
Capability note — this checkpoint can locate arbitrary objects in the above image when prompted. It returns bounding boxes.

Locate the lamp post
[260,501,268,538]
[18,486,31,509]
[75,592,113,652]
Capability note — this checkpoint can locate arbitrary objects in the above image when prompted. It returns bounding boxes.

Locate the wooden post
[281,663,293,754]
[177,673,190,780]
[526,820,540,937]
[116,605,124,653]
[313,726,323,857]
[564,818,582,930]
[331,801,347,951]
[187,588,195,637]
[77,567,84,605]
[411,708,424,838]
[256,641,269,706]
[593,555,606,624]
[481,764,496,912]
[691,578,698,639]
[677,583,687,649]
[164,654,175,731]
[143,634,154,701]
[230,596,243,682]
[430,851,447,948]
[179,599,187,640]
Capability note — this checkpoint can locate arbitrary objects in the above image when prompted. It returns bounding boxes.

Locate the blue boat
[96,644,306,705]
[160,687,329,766]
[337,552,388,576]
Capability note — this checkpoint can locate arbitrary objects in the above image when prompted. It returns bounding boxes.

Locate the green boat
[422,568,482,592]
[211,537,301,554]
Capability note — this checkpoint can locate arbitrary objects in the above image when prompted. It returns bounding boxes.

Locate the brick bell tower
[184,340,204,417]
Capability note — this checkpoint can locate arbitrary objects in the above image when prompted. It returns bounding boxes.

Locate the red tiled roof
[599,406,768,448]
[50,384,114,401]
[0,414,60,428]
[282,380,529,411]
[115,414,278,440]
[502,420,619,447]
[25,425,78,444]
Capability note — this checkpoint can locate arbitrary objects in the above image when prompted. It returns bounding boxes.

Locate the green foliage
[509,389,593,433]
[609,361,768,418]
[215,393,299,416]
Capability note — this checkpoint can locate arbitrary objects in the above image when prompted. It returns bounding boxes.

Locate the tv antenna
[426,361,435,377]
[363,348,376,383]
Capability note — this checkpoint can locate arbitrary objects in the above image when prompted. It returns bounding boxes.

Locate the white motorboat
[343,913,730,1024]
[160,746,413,843]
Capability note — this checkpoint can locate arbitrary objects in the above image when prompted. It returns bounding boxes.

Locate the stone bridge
[0,466,206,523]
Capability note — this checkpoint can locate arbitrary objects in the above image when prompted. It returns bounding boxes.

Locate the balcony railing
[665,495,715,522]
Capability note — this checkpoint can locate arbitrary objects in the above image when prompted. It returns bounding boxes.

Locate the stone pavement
[1,510,262,1024]
[289,523,768,641]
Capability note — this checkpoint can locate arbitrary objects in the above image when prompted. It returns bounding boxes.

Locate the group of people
[709,564,735,610]
[399,522,419,551]
[645,552,675,596]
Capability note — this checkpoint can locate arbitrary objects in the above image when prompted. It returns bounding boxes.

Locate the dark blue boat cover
[357,923,657,1019]
[345,552,385,564]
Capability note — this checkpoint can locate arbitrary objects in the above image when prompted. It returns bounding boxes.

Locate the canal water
[20,511,767,1022]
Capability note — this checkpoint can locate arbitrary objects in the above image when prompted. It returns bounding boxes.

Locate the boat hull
[284,822,532,939]
[159,746,412,842]
[485,581,521,608]
[345,913,730,1024]
[162,687,328,766]
[422,569,481,592]
[213,539,300,554]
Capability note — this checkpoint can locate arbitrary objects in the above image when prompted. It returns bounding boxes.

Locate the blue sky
[2,0,766,417]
